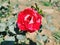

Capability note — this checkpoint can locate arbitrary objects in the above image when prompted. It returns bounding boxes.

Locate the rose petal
[17,8,42,33]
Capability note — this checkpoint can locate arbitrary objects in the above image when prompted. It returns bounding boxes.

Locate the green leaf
[38,9,43,14]
[53,31,60,41]
[43,2,52,6]
[52,31,60,45]
[7,17,16,26]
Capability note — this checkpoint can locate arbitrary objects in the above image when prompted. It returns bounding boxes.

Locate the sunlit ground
[0,0,60,45]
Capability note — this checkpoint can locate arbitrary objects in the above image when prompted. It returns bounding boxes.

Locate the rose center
[25,15,32,21]
[27,16,31,21]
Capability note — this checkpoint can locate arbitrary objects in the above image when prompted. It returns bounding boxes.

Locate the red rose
[17,8,42,33]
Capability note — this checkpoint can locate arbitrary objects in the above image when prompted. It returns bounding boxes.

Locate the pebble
[45,24,56,31]
[4,35,15,41]
[46,15,52,24]
[0,23,6,32]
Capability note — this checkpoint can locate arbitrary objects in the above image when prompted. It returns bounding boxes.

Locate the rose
[17,8,42,33]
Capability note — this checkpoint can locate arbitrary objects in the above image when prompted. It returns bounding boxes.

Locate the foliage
[42,2,52,6]
[53,31,60,41]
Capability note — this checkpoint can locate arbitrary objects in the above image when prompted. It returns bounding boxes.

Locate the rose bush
[17,8,42,33]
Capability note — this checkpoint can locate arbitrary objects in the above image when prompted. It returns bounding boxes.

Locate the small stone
[49,25,56,31]
[25,39,29,44]
[45,24,56,31]
[12,10,18,15]
[9,25,16,34]
[46,15,52,24]
[2,9,6,13]
[4,35,15,41]
[45,24,50,29]
[36,33,41,41]
[0,23,6,32]
[17,35,26,41]
[0,35,3,38]
[42,35,48,42]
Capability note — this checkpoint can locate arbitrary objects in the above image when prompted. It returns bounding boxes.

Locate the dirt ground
[13,0,60,45]
[0,0,60,45]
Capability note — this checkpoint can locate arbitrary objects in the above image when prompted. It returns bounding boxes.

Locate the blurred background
[0,0,60,45]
